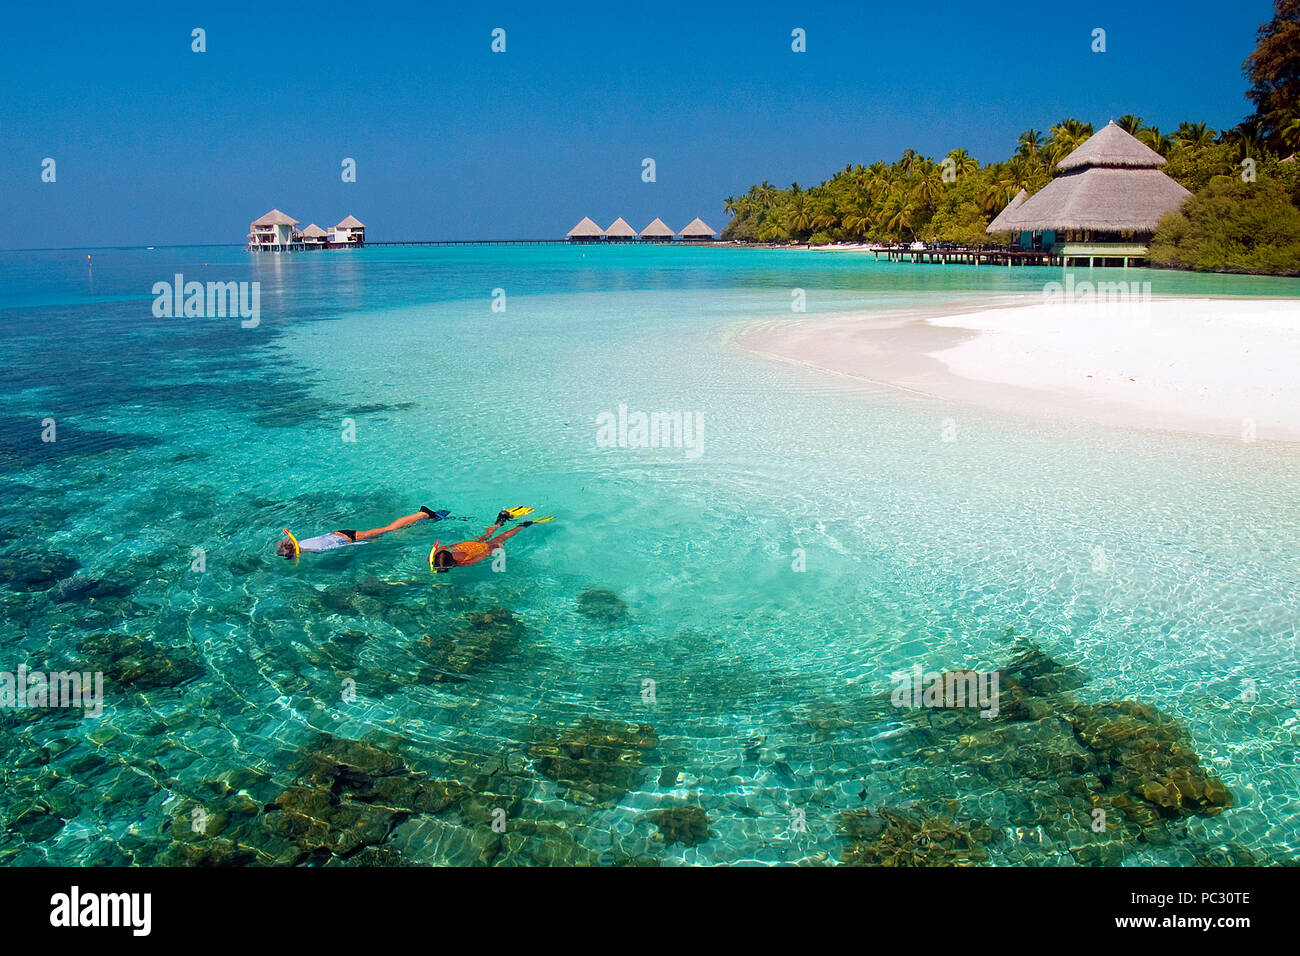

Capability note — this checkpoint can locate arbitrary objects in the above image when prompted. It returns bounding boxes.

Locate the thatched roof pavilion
[678,217,717,239]
[605,217,637,239]
[987,121,1190,264]
[248,209,300,250]
[252,209,299,227]
[986,189,1028,233]
[640,217,675,239]
[300,223,328,244]
[566,216,605,240]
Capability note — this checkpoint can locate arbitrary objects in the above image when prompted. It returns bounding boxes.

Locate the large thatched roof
[252,209,299,227]
[566,216,605,238]
[605,217,637,237]
[335,214,365,228]
[678,217,716,238]
[987,122,1190,234]
[986,189,1028,233]
[640,217,675,237]
[1058,122,1168,170]
[300,224,328,238]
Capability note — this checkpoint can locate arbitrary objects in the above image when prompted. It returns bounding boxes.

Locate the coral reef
[577,588,628,624]
[415,606,524,678]
[76,633,203,691]
[651,804,711,847]
[884,642,1236,865]
[839,807,991,866]
[528,717,659,806]
[0,549,80,592]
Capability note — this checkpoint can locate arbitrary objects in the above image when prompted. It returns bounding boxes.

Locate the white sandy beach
[736,295,1300,441]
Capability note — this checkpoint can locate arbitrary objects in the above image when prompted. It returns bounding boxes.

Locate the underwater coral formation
[651,804,711,847]
[77,633,203,691]
[528,717,659,806]
[871,642,1237,866]
[415,606,525,678]
[839,807,992,866]
[577,588,628,624]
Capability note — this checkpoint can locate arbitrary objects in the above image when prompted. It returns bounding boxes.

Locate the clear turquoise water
[1,244,1297,865]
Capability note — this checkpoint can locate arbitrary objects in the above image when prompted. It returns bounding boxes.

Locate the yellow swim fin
[505,506,534,518]
[528,515,556,523]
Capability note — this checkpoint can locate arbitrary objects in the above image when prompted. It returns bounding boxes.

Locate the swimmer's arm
[486,525,528,548]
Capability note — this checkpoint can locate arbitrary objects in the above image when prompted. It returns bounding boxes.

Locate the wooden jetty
[870,244,1063,267]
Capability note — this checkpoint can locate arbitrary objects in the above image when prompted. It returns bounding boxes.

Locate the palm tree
[757,210,787,242]
[1006,157,1048,196]
[879,183,919,240]
[912,162,945,207]
[1016,129,1044,158]
[946,148,978,177]
[753,181,779,209]
[898,149,922,174]
[1224,119,1266,160]
[1175,122,1216,150]
[787,192,813,235]
[1116,114,1145,135]
[841,198,874,239]
[1282,116,1300,154]
[1138,126,1174,156]
[1050,118,1094,154]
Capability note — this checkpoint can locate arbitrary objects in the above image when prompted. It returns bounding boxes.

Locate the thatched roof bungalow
[640,218,675,240]
[605,217,637,240]
[332,215,366,246]
[249,209,299,250]
[987,121,1191,265]
[678,217,717,240]
[299,224,328,246]
[986,189,1028,234]
[566,216,605,241]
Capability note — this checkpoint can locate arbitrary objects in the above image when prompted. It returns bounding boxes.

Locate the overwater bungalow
[640,218,675,240]
[566,216,605,241]
[605,217,637,240]
[248,209,299,251]
[678,217,717,241]
[986,121,1191,266]
[299,224,328,246]
[331,215,366,247]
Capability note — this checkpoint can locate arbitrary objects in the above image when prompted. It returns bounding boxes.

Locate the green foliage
[1244,0,1300,148]
[1163,141,1238,192]
[720,106,1300,274]
[1149,174,1300,275]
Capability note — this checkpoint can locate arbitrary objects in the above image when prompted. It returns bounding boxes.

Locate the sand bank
[735,295,1300,441]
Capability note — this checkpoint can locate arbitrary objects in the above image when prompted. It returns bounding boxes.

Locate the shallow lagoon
[1,244,1296,865]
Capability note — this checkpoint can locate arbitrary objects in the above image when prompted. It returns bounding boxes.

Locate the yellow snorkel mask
[281,528,301,563]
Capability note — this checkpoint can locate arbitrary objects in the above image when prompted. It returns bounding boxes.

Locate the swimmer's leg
[354,510,430,541]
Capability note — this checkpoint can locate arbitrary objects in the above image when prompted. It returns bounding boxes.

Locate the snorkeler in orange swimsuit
[430,507,552,572]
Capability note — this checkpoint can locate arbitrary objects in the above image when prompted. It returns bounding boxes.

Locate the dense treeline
[720,117,1295,247]
[721,0,1300,275]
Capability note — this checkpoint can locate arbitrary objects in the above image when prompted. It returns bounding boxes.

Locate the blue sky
[0,0,1276,248]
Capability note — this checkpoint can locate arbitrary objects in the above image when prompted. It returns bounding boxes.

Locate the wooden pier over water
[367,238,570,246]
[343,239,1137,266]
[871,244,1062,267]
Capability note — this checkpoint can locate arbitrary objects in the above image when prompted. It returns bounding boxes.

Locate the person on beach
[277,505,449,558]
[430,507,553,572]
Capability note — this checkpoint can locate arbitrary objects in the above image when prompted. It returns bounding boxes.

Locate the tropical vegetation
[719,0,1300,275]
